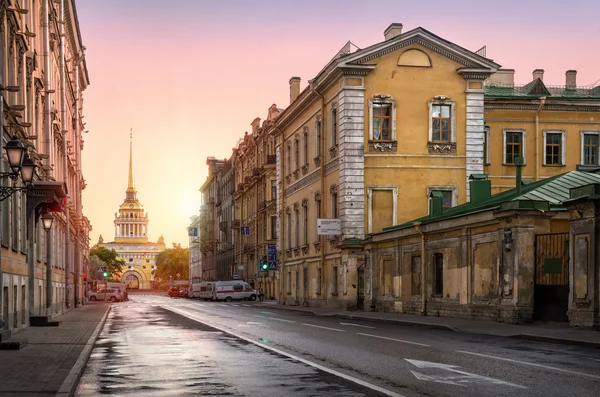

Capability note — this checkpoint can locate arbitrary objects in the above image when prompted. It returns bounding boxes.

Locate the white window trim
[580,130,600,165]
[426,186,458,214]
[543,130,566,166]
[484,125,491,165]
[428,98,456,143]
[366,186,398,234]
[502,128,527,165]
[315,115,322,156]
[368,95,397,141]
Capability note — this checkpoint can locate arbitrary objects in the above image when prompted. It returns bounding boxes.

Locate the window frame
[426,186,457,213]
[366,186,398,234]
[543,130,566,166]
[368,95,396,141]
[315,115,322,160]
[484,125,491,165]
[428,99,456,144]
[330,103,338,149]
[502,129,527,165]
[580,130,600,166]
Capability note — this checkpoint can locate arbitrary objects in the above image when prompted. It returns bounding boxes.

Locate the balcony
[253,167,262,177]
[231,219,241,229]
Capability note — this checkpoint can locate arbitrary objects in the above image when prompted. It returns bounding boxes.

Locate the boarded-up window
[411,256,421,296]
[372,190,393,233]
[381,258,393,296]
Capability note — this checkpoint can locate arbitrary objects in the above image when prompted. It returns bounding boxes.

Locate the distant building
[187,215,201,282]
[99,135,165,289]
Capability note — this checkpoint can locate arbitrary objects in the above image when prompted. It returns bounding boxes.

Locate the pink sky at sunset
[76,0,600,248]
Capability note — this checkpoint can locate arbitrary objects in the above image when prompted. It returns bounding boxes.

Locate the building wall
[1,0,90,332]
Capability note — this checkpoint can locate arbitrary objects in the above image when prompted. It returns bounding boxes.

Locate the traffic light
[261,262,268,271]
[102,268,108,278]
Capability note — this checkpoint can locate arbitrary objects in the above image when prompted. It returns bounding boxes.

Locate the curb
[334,313,459,332]
[56,305,112,397]
[510,334,600,349]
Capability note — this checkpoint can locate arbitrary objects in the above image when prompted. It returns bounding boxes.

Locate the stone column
[563,187,600,329]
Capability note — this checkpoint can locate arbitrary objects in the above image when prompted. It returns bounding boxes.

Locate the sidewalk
[254,300,600,349]
[0,302,110,397]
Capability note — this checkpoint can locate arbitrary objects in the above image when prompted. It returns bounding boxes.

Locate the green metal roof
[378,170,600,235]
[485,80,600,100]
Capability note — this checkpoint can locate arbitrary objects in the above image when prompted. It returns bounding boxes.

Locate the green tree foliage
[155,243,189,281]
[89,255,105,280]
[90,246,125,278]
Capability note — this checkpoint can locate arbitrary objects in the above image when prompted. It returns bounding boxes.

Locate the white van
[214,281,257,302]
[190,281,215,300]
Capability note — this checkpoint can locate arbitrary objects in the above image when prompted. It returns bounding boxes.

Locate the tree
[155,243,189,281]
[90,246,125,279]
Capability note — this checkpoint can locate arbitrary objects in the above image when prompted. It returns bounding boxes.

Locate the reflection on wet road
[75,301,393,397]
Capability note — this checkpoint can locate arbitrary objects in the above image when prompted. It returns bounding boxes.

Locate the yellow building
[100,135,165,289]
[484,68,600,193]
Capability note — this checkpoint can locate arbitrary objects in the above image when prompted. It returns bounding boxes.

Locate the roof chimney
[468,174,491,205]
[489,69,515,86]
[565,70,577,90]
[532,69,544,81]
[289,77,301,105]
[429,192,444,217]
[384,23,403,41]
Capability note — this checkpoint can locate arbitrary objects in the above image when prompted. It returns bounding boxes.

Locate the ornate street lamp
[0,136,37,201]
[41,212,54,232]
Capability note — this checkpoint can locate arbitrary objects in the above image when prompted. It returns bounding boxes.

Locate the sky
[76,0,600,248]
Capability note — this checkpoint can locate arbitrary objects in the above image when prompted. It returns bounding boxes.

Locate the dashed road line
[357,333,430,347]
[340,322,376,329]
[268,317,296,323]
[302,323,345,332]
[457,350,600,380]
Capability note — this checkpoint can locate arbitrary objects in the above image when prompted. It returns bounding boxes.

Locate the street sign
[267,243,277,270]
[233,272,239,280]
[317,219,342,235]
[241,226,250,236]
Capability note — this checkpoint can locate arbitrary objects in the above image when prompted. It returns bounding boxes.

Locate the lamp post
[41,212,54,232]
[0,135,37,201]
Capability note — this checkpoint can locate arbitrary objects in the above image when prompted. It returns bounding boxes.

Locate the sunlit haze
[78,0,600,247]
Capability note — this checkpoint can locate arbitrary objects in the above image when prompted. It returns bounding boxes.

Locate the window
[484,125,491,165]
[270,216,277,240]
[302,201,308,246]
[330,185,338,219]
[316,267,322,295]
[431,105,451,142]
[372,103,392,140]
[287,270,291,294]
[286,142,291,175]
[427,186,457,211]
[286,212,292,249]
[315,116,322,158]
[303,129,308,165]
[544,131,565,166]
[271,180,277,201]
[503,130,526,165]
[294,207,299,247]
[332,265,338,294]
[434,253,443,295]
[330,104,338,147]
[294,137,299,170]
[582,131,600,165]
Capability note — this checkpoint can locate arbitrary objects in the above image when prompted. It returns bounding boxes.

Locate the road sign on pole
[267,243,277,270]
[241,226,250,236]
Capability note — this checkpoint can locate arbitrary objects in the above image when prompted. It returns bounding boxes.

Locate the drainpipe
[534,97,546,182]
[59,0,71,309]
[273,125,285,303]
[415,222,427,315]
[42,0,54,315]
[309,81,326,301]
[73,49,85,307]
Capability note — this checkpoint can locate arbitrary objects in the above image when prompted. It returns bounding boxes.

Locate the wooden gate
[534,233,569,322]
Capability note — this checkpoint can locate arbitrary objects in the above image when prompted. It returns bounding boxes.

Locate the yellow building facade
[100,135,165,289]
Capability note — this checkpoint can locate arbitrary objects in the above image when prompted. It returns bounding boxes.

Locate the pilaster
[338,85,365,240]
[464,80,485,201]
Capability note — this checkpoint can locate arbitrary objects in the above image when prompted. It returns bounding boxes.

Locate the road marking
[357,333,430,347]
[232,304,239,307]
[302,323,345,332]
[242,304,251,307]
[260,311,275,315]
[268,317,296,323]
[457,350,600,380]
[163,306,404,397]
[340,322,376,329]
[240,321,269,327]
[405,359,525,388]
[590,358,600,362]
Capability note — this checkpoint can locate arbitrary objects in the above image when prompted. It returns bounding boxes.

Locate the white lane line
[457,350,600,380]
[260,311,276,315]
[302,323,345,332]
[340,322,376,329]
[242,304,251,307]
[357,333,430,347]
[232,304,239,307]
[164,306,405,397]
[590,358,600,362]
[268,317,296,323]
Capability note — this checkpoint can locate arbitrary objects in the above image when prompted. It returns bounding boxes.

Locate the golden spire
[127,128,135,193]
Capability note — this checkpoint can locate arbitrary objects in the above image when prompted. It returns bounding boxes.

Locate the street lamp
[41,212,54,232]
[0,136,37,201]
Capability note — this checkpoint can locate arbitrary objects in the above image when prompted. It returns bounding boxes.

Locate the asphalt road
[76,294,600,396]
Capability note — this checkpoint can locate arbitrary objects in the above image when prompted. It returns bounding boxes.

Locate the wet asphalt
[75,294,600,397]
[75,297,391,397]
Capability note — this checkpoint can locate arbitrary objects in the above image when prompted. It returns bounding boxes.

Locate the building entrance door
[2,287,8,329]
[125,274,140,289]
[534,233,569,322]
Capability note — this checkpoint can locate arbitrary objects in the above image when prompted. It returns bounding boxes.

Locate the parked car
[179,288,189,298]
[168,286,181,298]
[88,288,123,302]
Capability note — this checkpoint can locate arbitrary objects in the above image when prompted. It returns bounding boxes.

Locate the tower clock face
[129,204,134,209]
